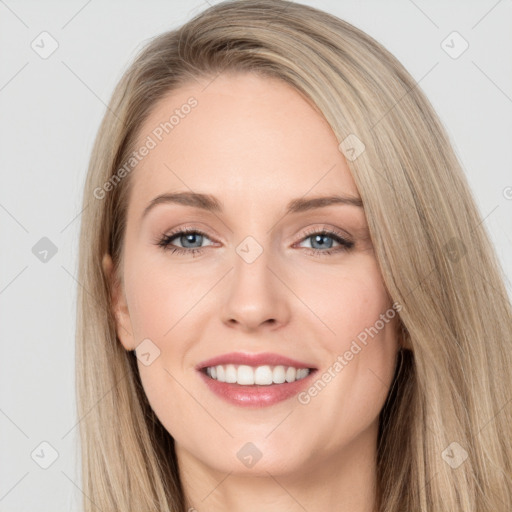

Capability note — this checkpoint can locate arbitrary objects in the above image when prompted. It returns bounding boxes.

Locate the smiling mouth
[202,364,315,386]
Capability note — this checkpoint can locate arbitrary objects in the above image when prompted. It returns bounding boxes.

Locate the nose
[220,245,291,333]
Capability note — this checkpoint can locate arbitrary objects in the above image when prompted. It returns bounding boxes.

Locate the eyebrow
[141,191,364,220]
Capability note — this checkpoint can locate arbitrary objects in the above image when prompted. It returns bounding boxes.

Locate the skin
[103,71,401,512]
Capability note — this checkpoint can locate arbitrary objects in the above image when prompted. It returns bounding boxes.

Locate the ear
[102,253,137,351]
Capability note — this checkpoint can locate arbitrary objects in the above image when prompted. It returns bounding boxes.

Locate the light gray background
[1,0,511,510]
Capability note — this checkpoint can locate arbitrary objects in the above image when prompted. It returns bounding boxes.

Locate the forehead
[128,72,359,215]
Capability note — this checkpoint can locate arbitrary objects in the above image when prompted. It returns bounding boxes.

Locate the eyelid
[161,222,352,241]
[161,226,218,248]
[296,224,353,242]
[163,224,223,243]
[158,223,354,253]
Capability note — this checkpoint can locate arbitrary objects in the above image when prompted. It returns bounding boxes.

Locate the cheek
[121,245,400,468]
[293,256,398,423]
[292,254,392,347]
[124,255,201,343]
[125,247,394,364]
[332,258,397,372]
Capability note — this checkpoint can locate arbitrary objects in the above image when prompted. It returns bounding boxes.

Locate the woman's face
[104,72,400,478]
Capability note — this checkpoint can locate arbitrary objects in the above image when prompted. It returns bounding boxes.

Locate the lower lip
[197,369,317,407]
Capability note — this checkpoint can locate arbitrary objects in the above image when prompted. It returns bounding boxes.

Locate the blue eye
[296,229,354,256]
[156,228,213,257]
[156,227,354,257]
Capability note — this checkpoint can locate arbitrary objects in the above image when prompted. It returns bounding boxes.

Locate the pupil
[184,233,201,248]
[313,234,332,249]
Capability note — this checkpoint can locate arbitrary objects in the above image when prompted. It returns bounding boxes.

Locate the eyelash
[155,226,354,258]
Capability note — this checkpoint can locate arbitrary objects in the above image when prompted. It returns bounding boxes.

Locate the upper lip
[196,351,316,371]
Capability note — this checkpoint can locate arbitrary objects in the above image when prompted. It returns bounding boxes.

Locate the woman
[75,0,512,510]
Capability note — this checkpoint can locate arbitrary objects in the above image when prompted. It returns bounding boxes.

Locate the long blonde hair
[75,1,512,510]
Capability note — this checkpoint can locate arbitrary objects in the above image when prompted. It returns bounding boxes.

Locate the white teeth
[272,365,286,384]
[285,366,296,383]
[296,368,309,380]
[216,365,225,382]
[225,364,237,383]
[254,365,273,385]
[204,364,311,385]
[237,365,254,385]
